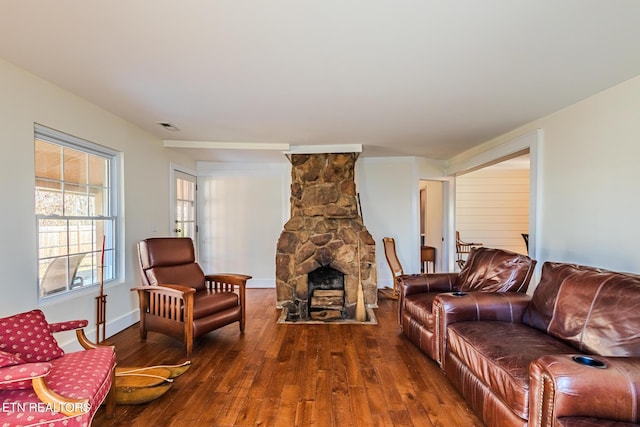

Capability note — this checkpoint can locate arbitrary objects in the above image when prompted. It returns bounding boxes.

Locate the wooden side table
[421,246,436,273]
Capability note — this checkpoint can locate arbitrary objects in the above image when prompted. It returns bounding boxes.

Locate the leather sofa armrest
[434,291,531,324]
[433,291,531,366]
[530,354,640,427]
[399,273,459,297]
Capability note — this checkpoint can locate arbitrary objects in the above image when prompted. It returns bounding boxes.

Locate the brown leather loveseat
[398,246,536,365]
[435,262,640,427]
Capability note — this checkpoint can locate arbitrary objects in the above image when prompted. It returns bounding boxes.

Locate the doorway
[420,180,444,272]
[455,152,530,258]
[172,169,197,240]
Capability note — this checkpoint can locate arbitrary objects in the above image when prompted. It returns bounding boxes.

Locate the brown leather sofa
[134,237,252,356]
[398,246,536,365]
[435,262,640,427]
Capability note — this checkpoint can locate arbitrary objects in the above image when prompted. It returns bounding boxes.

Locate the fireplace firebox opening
[308,266,345,321]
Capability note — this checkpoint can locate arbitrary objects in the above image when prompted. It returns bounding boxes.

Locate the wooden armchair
[382,237,407,299]
[133,237,252,356]
[455,231,483,269]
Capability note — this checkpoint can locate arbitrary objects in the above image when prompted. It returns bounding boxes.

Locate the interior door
[173,170,197,239]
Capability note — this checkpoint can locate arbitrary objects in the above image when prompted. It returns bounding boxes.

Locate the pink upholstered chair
[0,309,116,426]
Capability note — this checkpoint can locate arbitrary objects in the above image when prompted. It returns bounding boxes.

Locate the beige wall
[0,58,196,348]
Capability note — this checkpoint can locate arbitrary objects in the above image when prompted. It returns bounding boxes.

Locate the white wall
[357,157,420,289]
[197,161,290,287]
[0,58,196,348]
[462,75,640,276]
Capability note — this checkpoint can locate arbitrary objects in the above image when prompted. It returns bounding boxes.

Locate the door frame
[447,129,542,276]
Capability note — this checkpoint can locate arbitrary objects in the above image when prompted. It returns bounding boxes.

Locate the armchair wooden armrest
[530,354,640,426]
[205,273,251,290]
[131,284,196,344]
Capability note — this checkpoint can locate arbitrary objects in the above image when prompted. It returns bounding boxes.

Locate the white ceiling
[2,1,640,163]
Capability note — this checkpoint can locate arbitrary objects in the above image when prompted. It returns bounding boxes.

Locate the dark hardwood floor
[92,289,483,427]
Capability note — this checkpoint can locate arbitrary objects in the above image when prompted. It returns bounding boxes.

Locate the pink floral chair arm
[0,362,52,387]
[48,319,89,333]
[48,319,101,350]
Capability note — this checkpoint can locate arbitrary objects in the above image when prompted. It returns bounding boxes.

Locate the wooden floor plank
[91,288,484,426]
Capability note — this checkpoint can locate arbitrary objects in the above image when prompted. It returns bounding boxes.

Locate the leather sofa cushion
[524,262,640,357]
[192,290,239,319]
[447,321,576,419]
[403,293,439,330]
[145,263,206,291]
[456,247,535,293]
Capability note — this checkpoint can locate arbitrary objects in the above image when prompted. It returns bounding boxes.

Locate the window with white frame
[34,124,118,298]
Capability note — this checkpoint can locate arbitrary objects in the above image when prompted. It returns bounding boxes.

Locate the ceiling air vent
[157,122,180,131]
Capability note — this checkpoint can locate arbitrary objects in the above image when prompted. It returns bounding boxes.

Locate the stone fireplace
[275,152,377,321]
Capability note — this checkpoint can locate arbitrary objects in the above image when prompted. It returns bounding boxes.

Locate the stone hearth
[275,153,377,321]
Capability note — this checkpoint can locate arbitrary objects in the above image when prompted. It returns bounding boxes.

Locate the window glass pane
[38,219,68,258]
[35,139,62,181]
[35,180,63,215]
[177,178,184,199]
[68,219,94,255]
[89,186,108,216]
[75,255,93,289]
[88,155,107,187]
[176,201,184,221]
[64,184,89,216]
[63,147,87,185]
[187,180,195,201]
[39,258,68,297]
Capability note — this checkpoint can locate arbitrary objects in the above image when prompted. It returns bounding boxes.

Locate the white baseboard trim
[247,279,275,288]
